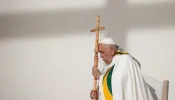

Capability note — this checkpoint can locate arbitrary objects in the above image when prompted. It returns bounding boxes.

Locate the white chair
[143,75,169,100]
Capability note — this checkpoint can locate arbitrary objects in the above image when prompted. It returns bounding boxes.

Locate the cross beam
[90,16,105,32]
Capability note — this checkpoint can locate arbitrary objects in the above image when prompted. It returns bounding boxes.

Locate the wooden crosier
[90,15,105,100]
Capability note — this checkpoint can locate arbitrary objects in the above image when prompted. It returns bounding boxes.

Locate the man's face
[98,43,115,65]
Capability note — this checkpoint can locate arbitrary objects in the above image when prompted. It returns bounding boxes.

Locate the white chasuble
[98,54,154,100]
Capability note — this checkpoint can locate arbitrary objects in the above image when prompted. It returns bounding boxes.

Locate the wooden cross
[90,15,105,100]
[90,15,105,69]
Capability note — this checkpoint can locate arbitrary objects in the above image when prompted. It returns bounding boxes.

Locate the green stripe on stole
[102,65,115,100]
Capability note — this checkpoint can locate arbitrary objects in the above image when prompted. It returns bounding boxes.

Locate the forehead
[98,43,106,50]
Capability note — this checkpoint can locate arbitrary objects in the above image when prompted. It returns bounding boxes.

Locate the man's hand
[90,89,98,99]
[92,67,101,80]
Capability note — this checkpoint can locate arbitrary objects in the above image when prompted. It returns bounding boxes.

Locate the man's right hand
[90,89,98,99]
[92,67,101,80]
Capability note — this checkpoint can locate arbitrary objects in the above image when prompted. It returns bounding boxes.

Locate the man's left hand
[92,67,101,79]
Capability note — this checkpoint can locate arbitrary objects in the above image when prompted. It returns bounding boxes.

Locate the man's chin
[103,60,110,65]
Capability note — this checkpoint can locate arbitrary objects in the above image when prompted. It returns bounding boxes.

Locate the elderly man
[90,38,153,100]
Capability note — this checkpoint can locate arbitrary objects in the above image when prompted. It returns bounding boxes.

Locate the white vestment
[98,54,154,100]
